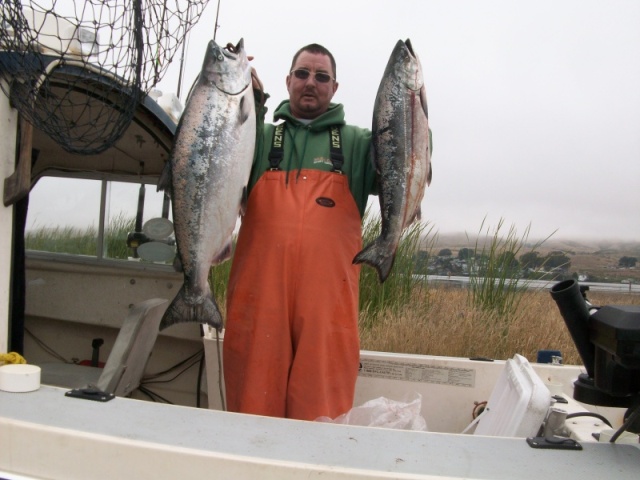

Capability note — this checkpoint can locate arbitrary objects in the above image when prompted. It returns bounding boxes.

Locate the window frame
[25,170,174,270]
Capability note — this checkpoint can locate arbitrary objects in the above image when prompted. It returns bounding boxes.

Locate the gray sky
[157,0,640,242]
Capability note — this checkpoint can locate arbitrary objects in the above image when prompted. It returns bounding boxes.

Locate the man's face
[286,51,339,119]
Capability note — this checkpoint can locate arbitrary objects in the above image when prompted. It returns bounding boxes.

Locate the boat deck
[1,385,639,480]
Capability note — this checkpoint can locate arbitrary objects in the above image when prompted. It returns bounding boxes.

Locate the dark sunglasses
[290,68,335,83]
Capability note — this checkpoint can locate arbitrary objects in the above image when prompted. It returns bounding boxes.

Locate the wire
[216,328,226,411]
[142,349,202,381]
[137,385,157,402]
[610,404,640,443]
[26,322,207,406]
[138,385,174,404]
[24,327,70,363]
[196,348,205,408]
[141,350,203,386]
[143,349,202,378]
[566,412,613,428]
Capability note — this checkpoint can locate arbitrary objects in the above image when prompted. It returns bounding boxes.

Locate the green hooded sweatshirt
[247,100,377,218]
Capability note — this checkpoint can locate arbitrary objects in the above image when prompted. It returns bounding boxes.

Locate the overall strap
[329,125,344,174]
[268,123,285,170]
[267,123,344,173]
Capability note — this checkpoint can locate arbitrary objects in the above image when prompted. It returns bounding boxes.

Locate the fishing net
[0,0,210,155]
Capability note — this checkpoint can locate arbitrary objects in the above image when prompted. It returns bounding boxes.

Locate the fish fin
[420,84,428,120]
[369,144,382,175]
[157,160,172,193]
[410,207,422,224]
[213,242,233,265]
[172,255,183,272]
[238,94,251,124]
[240,186,248,216]
[353,240,396,283]
[160,286,223,331]
[425,127,433,186]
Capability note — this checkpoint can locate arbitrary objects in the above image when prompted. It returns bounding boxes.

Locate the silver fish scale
[160,39,256,330]
[354,39,431,283]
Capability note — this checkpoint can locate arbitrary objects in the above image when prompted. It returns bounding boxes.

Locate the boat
[1,6,639,479]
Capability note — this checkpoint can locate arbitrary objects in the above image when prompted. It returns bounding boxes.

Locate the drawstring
[293,127,311,183]
[282,124,311,186]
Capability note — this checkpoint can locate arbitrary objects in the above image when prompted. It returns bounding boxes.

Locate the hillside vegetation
[429,232,640,283]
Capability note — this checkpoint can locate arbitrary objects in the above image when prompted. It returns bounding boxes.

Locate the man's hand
[247,55,266,111]
[247,56,264,92]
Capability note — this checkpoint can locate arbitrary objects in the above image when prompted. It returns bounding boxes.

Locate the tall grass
[105,213,137,259]
[25,224,99,256]
[209,258,232,314]
[28,212,640,365]
[359,286,640,365]
[358,210,434,327]
[466,218,550,317]
[26,213,141,260]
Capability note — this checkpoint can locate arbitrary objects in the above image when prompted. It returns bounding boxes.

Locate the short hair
[290,44,337,80]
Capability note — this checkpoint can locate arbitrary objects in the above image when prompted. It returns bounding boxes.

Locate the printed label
[359,358,475,388]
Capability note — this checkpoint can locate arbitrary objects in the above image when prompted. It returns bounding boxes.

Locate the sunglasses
[290,68,335,83]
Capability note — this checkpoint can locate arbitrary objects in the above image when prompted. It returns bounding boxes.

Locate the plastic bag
[317,392,427,431]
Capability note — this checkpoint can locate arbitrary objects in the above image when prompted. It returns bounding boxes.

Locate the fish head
[200,38,252,94]
[389,39,424,92]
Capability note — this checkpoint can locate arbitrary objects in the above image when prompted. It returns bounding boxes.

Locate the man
[223,44,377,421]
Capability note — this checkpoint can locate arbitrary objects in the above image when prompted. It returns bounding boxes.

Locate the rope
[0,352,27,365]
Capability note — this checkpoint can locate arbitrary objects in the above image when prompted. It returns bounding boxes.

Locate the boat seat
[467,354,552,438]
[39,298,168,397]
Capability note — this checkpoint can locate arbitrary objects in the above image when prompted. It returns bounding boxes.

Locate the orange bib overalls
[223,167,362,420]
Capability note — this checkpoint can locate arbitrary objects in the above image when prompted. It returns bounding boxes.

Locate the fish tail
[353,241,396,283]
[160,286,223,331]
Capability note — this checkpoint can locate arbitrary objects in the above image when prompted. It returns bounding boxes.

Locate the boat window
[26,176,173,263]
[104,181,173,262]
[26,177,101,257]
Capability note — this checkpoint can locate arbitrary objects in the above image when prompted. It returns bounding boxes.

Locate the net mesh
[0,0,210,154]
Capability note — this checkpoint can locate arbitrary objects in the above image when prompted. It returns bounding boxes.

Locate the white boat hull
[2,350,639,480]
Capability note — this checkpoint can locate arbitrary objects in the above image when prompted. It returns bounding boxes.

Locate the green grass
[26,213,137,260]
[209,256,232,313]
[105,213,137,259]
[26,212,544,319]
[26,212,553,337]
[25,224,99,256]
[30,212,640,364]
[358,209,435,327]
[466,218,550,317]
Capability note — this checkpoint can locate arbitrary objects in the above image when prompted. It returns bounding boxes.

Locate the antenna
[213,0,222,41]
[176,9,189,100]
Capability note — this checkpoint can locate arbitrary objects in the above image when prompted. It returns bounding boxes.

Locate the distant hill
[426,232,640,283]
[430,232,640,254]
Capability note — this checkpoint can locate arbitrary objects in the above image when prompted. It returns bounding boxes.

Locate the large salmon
[159,39,255,330]
[353,39,431,282]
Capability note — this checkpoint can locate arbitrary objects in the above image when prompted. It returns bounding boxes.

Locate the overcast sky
[155,0,640,243]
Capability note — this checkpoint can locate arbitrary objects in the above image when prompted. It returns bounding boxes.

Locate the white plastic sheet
[317,393,427,431]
